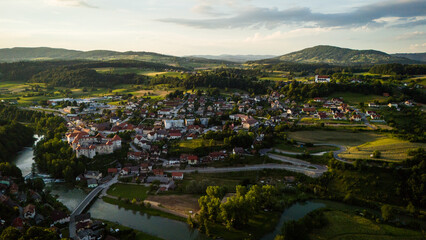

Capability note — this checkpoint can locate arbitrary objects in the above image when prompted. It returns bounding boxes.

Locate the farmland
[288,130,382,147]
[310,210,425,240]
[340,137,425,162]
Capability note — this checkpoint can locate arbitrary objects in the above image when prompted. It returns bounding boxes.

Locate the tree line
[0,120,34,163]
[150,68,268,94]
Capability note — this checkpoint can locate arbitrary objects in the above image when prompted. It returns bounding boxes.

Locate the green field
[329,92,387,105]
[177,138,224,150]
[310,210,425,240]
[274,140,339,153]
[340,137,425,162]
[107,183,150,200]
[288,130,381,147]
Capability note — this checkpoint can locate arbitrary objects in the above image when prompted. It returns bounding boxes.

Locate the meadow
[310,210,425,240]
[288,130,381,147]
[340,137,425,162]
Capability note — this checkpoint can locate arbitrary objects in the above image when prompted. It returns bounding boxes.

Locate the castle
[66,130,121,159]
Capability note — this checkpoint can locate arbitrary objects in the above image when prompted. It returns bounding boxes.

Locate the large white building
[315,75,331,83]
[67,131,122,158]
[163,119,184,129]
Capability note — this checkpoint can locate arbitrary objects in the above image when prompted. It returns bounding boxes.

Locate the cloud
[395,31,426,40]
[159,0,426,29]
[45,0,97,8]
[409,42,426,51]
[244,27,334,43]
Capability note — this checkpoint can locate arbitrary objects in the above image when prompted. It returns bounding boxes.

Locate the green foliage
[280,209,328,240]
[265,45,415,65]
[381,204,394,221]
[0,162,22,179]
[197,185,279,231]
[150,68,268,94]
[373,150,381,158]
[369,63,426,75]
[0,120,34,162]
[0,226,59,240]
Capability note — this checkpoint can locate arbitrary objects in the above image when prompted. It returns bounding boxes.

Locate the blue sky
[0,0,425,55]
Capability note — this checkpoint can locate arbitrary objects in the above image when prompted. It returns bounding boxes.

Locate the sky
[0,0,425,56]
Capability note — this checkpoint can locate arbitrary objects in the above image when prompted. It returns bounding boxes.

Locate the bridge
[69,175,118,239]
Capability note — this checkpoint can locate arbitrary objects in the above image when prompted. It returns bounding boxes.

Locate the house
[302,107,316,114]
[315,75,331,83]
[84,171,102,181]
[371,114,381,120]
[388,103,398,108]
[318,112,327,119]
[87,179,98,188]
[187,155,199,165]
[171,172,184,180]
[24,204,36,219]
[107,168,118,175]
[242,118,258,129]
[153,169,165,176]
[50,210,70,225]
[368,103,380,108]
[351,114,362,122]
[333,113,346,120]
[120,167,129,175]
[233,147,244,155]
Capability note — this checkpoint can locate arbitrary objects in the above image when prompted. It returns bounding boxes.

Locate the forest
[0,121,34,162]
[369,63,426,75]
[150,68,268,94]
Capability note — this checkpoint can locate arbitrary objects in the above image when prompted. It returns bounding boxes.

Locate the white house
[315,75,331,83]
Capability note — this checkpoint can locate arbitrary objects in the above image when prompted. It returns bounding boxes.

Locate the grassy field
[310,210,425,240]
[274,140,339,153]
[107,183,150,200]
[288,130,381,147]
[340,137,425,162]
[329,92,387,105]
[177,138,224,150]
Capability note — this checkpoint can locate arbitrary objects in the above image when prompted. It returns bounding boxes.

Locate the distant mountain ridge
[188,54,276,63]
[255,45,419,65]
[391,53,426,63]
[0,47,235,69]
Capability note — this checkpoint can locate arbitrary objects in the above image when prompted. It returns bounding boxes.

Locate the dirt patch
[146,194,200,216]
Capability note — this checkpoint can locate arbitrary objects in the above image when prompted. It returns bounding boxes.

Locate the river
[12,135,424,240]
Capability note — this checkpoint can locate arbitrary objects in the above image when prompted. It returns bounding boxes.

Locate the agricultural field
[340,137,425,162]
[107,183,150,200]
[288,130,381,147]
[274,140,339,153]
[329,91,388,105]
[176,138,224,151]
[310,210,425,240]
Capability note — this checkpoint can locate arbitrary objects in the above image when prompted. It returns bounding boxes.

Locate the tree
[0,227,21,240]
[381,204,394,221]
[372,150,381,158]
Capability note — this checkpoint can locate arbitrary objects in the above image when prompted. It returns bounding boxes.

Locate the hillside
[189,54,276,63]
[0,47,236,69]
[256,45,417,65]
[392,53,426,62]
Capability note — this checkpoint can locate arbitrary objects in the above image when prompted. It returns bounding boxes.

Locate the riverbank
[99,219,164,240]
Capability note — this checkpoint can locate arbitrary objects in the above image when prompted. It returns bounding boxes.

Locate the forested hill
[254,45,418,65]
[0,47,236,68]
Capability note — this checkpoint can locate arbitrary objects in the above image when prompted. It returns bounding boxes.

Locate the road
[166,163,326,178]
[69,175,118,239]
[267,153,328,172]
